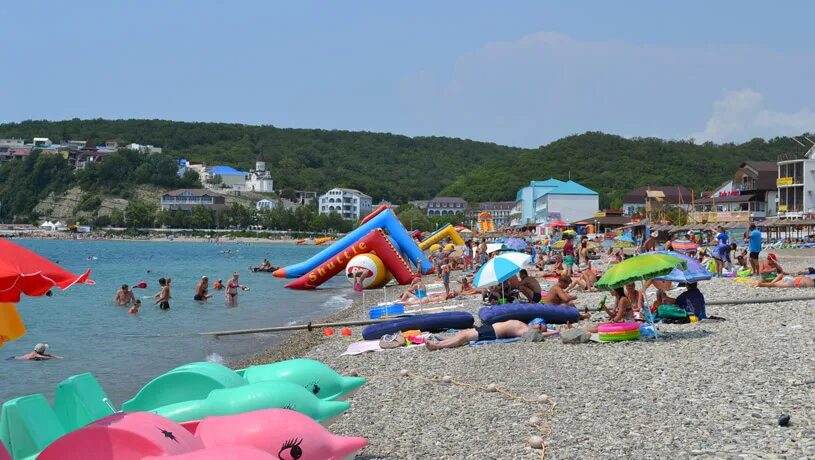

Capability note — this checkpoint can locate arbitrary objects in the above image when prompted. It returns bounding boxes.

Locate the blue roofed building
[204,165,250,190]
[509,179,599,227]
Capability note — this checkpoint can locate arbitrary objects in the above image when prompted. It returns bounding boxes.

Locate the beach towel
[468,337,521,347]
[341,340,385,356]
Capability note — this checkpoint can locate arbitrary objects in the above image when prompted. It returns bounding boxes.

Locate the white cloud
[397,32,815,147]
[692,89,815,143]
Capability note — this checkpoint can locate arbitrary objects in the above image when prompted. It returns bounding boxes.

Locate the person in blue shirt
[712,226,731,276]
[748,224,762,275]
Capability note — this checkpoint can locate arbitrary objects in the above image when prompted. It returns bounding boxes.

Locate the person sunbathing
[545,275,577,305]
[585,287,633,332]
[755,253,786,286]
[426,318,557,351]
[459,277,483,296]
[567,263,598,292]
[755,275,814,288]
[399,276,426,302]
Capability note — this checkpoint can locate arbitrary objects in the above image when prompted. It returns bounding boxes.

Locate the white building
[509,179,599,227]
[246,153,274,193]
[777,145,815,217]
[256,198,278,211]
[319,188,373,221]
[127,143,163,154]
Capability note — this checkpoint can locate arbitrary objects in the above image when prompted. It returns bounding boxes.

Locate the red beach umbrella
[0,238,94,302]
[0,238,94,347]
[545,221,568,228]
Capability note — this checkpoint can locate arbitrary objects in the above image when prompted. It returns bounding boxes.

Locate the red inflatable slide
[285,228,414,290]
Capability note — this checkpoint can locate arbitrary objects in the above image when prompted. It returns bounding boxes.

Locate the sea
[0,239,355,405]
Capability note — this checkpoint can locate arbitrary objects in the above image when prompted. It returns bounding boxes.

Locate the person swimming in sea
[213,279,224,290]
[15,343,62,361]
[114,284,135,306]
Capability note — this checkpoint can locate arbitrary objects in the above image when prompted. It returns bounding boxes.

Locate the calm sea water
[0,239,354,405]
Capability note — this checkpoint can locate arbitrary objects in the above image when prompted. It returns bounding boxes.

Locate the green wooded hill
[0,119,808,211]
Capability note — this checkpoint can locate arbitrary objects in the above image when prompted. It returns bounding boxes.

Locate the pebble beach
[237,249,815,459]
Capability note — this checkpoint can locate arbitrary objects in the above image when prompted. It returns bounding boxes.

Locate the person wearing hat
[426,318,558,351]
[15,343,62,361]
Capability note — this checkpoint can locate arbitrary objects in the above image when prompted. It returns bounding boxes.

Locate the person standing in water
[155,277,172,310]
[225,272,249,307]
[194,276,212,302]
[113,284,135,306]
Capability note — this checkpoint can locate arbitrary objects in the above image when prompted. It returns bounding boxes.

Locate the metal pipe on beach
[201,318,387,337]
[706,295,815,306]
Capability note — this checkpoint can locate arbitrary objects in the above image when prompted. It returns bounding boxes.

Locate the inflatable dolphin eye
[305,381,321,395]
[279,438,303,460]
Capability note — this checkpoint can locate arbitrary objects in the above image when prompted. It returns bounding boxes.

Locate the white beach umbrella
[473,252,532,288]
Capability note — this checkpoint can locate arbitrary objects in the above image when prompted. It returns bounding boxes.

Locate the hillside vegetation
[0,119,808,221]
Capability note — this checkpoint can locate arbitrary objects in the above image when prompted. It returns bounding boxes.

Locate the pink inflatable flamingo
[188,409,367,460]
[38,412,202,460]
[143,446,280,460]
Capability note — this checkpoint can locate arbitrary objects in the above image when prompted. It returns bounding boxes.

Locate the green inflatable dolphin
[150,381,350,423]
[238,358,366,401]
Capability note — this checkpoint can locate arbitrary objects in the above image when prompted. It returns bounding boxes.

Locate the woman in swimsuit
[225,272,249,306]
[586,287,633,332]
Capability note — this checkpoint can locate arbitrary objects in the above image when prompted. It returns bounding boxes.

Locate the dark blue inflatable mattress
[362,312,475,340]
[479,304,580,325]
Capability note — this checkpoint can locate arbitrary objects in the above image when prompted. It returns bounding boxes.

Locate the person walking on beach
[155,277,172,310]
[225,272,249,307]
[194,276,212,302]
[113,284,135,306]
[463,240,474,273]
[748,224,762,276]
[562,237,575,275]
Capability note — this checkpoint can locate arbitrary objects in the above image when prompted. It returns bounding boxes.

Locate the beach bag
[657,304,689,323]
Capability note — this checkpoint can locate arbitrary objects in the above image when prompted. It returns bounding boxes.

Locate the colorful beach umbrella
[595,254,686,290]
[546,221,568,228]
[670,239,698,254]
[473,252,531,288]
[500,237,528,251]
[649,251,712,284]
[0,238,94,347]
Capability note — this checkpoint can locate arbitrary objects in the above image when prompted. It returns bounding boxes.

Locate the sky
[1,1,814,148]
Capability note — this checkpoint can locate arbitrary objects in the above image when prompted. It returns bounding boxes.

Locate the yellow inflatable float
[0,303,26,348]
[418,224,465,250]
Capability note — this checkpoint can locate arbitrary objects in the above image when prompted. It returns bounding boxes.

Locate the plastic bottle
[598,295,607,311]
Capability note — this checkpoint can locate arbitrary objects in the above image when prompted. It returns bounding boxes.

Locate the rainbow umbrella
[0,238,94,347]
[649,251,711,284]
[595,254,686,290]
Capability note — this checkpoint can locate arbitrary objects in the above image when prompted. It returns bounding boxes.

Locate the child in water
[129,299,141,314]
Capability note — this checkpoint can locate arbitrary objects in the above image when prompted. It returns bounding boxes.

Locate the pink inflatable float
[188,409,367,460]
[143,446,280,460]
[596,322,640,333]
[38,412,203,460]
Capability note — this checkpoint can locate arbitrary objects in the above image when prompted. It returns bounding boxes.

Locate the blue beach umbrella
[473,252,531,288]
[500,237,529,251]
[649,250,712,284]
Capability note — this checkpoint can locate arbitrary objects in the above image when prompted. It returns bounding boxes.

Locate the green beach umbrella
[595,254,686,290]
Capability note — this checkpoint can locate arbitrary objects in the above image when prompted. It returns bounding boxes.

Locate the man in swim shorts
[425,319,558,351]
[518,269,542,303]
[155,277,171,309]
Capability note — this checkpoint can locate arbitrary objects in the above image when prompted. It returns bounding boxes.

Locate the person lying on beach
[458,276,483,296]
[426,318,558,351]
[545,275,577,306]
[15,343,62,361]
[194,276,212,301]
[518,269,542,302]
[399,276,426,302]
[155,277,171,310]
[114,284,135,306]
[755,275,815,288]
[403,292,452,306]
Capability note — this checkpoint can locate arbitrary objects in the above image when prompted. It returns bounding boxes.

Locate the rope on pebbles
[349,369,557,459]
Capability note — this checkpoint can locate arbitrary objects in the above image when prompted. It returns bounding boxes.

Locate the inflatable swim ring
[362,312,474,340]
[478,304,580,325]
[597,322,640,333]
[599,330,640,342]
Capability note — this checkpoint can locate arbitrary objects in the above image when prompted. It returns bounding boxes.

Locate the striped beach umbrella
[473,252,531,288]
[595,254,686,290]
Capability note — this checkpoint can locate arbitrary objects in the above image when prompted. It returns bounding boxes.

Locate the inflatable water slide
[274,206,432,290]
[418,223,465,250]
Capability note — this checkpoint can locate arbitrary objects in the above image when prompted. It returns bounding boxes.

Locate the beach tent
[39,221,55,231]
